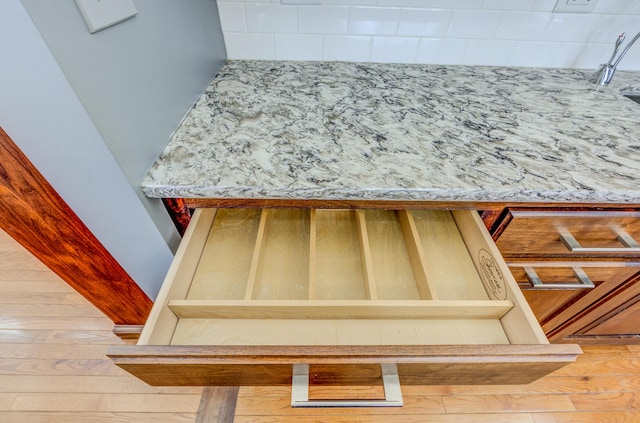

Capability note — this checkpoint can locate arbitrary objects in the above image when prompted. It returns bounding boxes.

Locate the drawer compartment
[109,208,580,386]
[496,210,640,258]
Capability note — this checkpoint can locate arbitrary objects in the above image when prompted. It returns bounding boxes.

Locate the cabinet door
[508,265,639,341]
[582,299,640,336]
[577,271,640,338]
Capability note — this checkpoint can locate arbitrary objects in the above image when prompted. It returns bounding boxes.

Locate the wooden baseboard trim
[113,325,145,339]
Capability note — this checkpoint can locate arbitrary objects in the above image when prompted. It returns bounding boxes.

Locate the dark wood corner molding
[0,126,152,325]
[162,197,192,236]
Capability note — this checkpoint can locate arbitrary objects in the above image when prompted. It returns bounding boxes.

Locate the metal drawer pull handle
[524,267,595,290]
[291,363,403,408]
[560,230,640,253]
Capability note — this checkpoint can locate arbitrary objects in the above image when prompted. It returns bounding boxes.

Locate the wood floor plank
[1,292,89,305]
[0,329,120,344]
[0,329,50,343]
[0,412,198,423]
[0,251,48,270]
[626,345,640,356]
[0,358,125,376]
[577,346,636,360]
[570,393,640,411]
[0,375,202,394]
[9,393,202,412]
[0,393,18,409]
[44,330,122,344]
[0,316,114,331]
[532,411,640,422]
[0,343,109,359]
[520,375,640,395]
[234,395,445,416]
[0,270,68,283]
[0,304,106,318]
[0,280,75,292]
[233,415,535,423]
[550,358,640,377]
[442,394,575,413]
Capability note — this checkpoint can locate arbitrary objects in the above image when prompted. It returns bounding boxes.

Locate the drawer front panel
[496,210,640,258]
[108,208,580,387]
[108,344,581,386]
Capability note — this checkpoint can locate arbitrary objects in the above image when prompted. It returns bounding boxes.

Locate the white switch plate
[75,0,137,34]
[553,0,598,13]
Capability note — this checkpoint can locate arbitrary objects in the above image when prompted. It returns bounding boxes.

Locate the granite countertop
[143,61,640,204]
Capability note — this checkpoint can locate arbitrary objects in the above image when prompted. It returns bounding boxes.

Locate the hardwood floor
[0,229,202,422]
[1,228,640,422]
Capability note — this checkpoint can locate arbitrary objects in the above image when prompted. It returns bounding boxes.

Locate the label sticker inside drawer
[478,249,507,300]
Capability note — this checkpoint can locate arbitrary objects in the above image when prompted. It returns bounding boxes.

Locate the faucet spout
[592,31,640,85]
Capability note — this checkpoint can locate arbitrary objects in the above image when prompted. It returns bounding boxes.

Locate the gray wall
[20,0,227,250]
[0,0,175,298]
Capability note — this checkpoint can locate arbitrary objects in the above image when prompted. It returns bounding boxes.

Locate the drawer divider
[397,210,438,300]
[244,209,270,300]
[167,299,514,320]
[309,209,317,300]
[355,210,378,300]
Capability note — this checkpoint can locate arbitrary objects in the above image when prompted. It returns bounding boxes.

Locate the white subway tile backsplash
[224,33,276,59]
[370,36,420,62]
[215,0,640,70]
[507,41,560,67]
[531,0,556,11]
[448,10,503,38]
[298,6,349,34]
[593,15,640,44]
[462,39,514,65]
[430,0,482,9]
[217,2,247,32]
[618,45,640,70]
[324,0,377,5]
[323,35,372,61]
[593,0,640,14]
[482,0,534,10]
[551,42,608,68]
[397,9,451,37]
[348,6,401,35]
[416,38,468,64]
[275,34,323,60]
[245,3,297,33]
[544,14,601,42]
[495,11,551,40]
[377,0,432,7]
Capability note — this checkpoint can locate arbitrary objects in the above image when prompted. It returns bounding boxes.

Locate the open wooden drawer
[108,208,581,387]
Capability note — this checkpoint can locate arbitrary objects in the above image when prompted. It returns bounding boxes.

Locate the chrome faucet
[592,31,640,85]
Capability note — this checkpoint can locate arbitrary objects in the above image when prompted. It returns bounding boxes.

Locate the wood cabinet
[489,208,640,343]
[109,208,579,392]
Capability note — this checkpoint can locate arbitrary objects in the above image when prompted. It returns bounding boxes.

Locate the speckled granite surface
[143,61,640,204]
